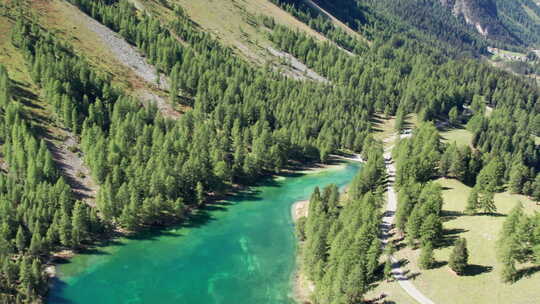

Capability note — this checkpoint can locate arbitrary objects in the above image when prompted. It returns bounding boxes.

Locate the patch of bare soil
[267,46,328,82]
[67,1,182,118]
[46,127,97,206]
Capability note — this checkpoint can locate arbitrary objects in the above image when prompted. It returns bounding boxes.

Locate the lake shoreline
[47,153,362,302]
[291,199,314,304]
[290,153,363,304]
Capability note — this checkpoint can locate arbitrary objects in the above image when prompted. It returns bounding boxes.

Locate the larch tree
[449,238,469,275]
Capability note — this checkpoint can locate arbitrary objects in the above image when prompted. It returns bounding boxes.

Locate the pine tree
[509,163,527,194]
[448,106,459,125]
[2,258,16,287]
[419,242,435,269]
[449,238,468,275]
[366,238,381,277]
[28,232,42,256]
[499,240,517,283]
[119,204,138,230]
[196,182,204,206]
[31,258,42,291]
[59,210,72,247]
[465,188,479,215]
[18,256,32,290]
[479,191,497,214]
[406,207,422,247]
[384,257,393,281]
[420,214,442,246]
[15,226,27,253]
[71,201,88,247]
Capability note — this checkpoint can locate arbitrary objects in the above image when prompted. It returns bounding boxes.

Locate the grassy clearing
[169,0,326,63]
[372,113,418,147]
[0,15,56,130]
[371,114,396,143]
[383,178,540,304]
[365,278,418,304]
[440,127,473,147]
[0,17,32,84]
[31,0,133,91]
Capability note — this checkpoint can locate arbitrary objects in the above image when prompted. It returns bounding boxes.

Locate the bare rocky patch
[46,127,97,206]
[267,46,328,82]
[65,1,182,118]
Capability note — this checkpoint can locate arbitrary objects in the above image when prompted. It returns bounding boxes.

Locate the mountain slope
[494,0,540,47]
[0,0,538,303]
[440,0,516,43]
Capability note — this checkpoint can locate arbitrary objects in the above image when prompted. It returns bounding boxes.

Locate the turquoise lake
[48,162,360,304]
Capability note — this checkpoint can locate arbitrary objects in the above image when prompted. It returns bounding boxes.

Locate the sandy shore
[291,200,309,222]
[337,153,364,162]
[45,250,75,278]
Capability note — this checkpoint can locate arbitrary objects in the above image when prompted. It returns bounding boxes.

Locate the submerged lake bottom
[48,162,360,304]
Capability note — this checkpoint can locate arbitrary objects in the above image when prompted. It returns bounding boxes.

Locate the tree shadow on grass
[476,212,506,217]
[394,241,407,251]
[406,272,421,280]
[432,260,448,269]
[11,82,41,107]
[444,228,468,235]
[395,258,409,268]
[441,210,464,222]
[370,114,386,133]
[462,264,493,276]
[437,228,467,248]
[515,265,540,281]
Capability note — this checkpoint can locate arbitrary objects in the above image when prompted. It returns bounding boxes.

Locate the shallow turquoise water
[48,163,360,304]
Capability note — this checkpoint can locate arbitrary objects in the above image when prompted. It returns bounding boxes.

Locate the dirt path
[380,134,435,304]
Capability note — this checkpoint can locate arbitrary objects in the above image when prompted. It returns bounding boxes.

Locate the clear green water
[48,163,360,304]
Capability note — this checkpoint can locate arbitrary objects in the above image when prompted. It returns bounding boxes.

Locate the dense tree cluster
[265,3,539,191]
[268,19,539,136]
[11,19,118,134]
[300,145,384,303]
[11,0,379,233]
[74,1,540,205]
[393,124,444,256]
[364,0,492,52]
[493,0,540,46]
[0,67,102,303]
[497,203,540,282]
[1,0,538,300]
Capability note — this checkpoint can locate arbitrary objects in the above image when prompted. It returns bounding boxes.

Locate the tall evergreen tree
[449,238,469,275]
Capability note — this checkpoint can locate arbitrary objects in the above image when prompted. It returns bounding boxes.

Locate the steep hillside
[494,0,540,47]
[0,13,98,203]
[145,0,327,64]
[0,0,538,303]
[307,0,489,55]
[440,0,515,43]
[30,0,184,118]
